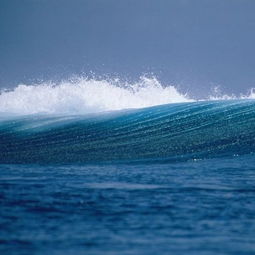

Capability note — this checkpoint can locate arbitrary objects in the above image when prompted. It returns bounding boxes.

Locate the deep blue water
[1,100,255,254]
[1,156,255,255]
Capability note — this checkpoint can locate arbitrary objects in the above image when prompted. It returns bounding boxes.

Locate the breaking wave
[0,77,193,115]
[0,76,255,163]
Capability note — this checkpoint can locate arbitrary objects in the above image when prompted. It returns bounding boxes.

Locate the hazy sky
[0,0,255,97]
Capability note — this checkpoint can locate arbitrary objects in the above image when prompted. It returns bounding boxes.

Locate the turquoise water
[1,100,255,163]
[0,100,255,254]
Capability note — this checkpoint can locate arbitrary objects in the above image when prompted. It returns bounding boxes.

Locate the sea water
[1,156,255,255]
[0,78,255,254]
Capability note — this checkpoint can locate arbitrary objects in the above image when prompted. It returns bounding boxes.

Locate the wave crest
[0,77,192,115]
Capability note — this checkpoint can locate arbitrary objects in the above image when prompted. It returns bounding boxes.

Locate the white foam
[209,87,255,101]
[245,88,255,99]
[1,76,254,115]
[0,77,192,115]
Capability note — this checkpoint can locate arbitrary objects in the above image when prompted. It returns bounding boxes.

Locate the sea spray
[0,77,191,115]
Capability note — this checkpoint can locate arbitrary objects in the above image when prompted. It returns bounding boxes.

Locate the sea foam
[0,77,191,115]
[0,76,254,115]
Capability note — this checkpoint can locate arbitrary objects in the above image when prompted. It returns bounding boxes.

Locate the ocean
[0,79,255,254]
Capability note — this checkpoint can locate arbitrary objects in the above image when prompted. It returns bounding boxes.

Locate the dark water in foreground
[1,155,255,255]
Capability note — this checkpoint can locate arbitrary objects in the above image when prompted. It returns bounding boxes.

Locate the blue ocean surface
[1,99,255,254]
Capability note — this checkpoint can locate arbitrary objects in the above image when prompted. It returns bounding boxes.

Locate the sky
[0,0,255,97]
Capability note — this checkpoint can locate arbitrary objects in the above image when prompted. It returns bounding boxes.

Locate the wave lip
[0,99,255,164]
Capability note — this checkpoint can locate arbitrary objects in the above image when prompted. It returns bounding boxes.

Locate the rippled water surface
[1,155,255,255]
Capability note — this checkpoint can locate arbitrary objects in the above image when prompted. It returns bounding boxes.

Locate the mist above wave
[0,77,192,115]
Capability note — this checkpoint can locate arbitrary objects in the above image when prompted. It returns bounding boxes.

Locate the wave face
[0,99,255,163]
